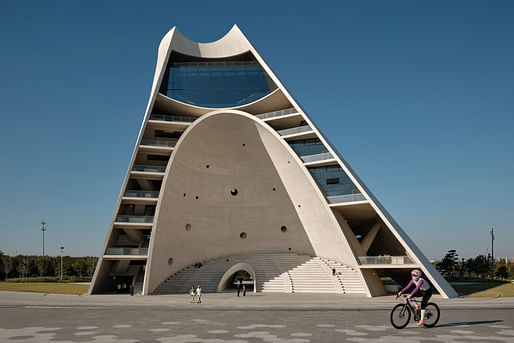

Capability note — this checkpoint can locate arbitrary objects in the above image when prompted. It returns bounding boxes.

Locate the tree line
[0,251,98,281]
[435,249,513,280]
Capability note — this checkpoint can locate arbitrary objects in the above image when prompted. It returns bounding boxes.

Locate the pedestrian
[196,285,202,303]
[243,284,246,296]
[237,279,242,296]
[129,283,134,296]
[190,285,195,303]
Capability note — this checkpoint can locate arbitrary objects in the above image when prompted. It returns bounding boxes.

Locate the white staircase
[152,253,367,295]
[319,257,367,294]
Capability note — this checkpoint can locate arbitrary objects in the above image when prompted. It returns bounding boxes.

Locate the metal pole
[491,228,494,280]
[60,247,64,281]
[40,219,47,256]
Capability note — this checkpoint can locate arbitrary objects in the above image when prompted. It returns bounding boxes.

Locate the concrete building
[89,25,457,298]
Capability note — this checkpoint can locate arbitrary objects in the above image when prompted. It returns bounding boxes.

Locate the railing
[123,190,159,198]
[150,114,196,123]
[105,247,149,256]
[132,165,166,173]
[256,107,297,120]
[327,193,366,204]
[358,256,414,265]
[115,215,154,223]
[277,125,312,137]
[140,139,177,148]
[301,152,334,163]
[174,61,258,67]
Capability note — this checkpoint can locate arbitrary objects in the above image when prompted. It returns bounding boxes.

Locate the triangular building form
[89,25,457,298]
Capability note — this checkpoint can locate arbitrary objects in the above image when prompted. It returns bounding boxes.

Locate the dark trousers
[415,288,433,309]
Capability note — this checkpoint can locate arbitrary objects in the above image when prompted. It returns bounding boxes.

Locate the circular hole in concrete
[185,224,191,231]
[240,232,247,239]
[206,165,210,168]
[281,226,287,233]
[168,258,173,265]
[231,188,238,196]
[195,196,199,199]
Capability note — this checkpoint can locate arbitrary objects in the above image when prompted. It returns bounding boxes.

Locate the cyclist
[398,269,432,326]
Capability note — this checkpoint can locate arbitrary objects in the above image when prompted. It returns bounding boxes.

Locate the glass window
[308,166,360,197]
[165,61,277,107]
[289,138,329,157]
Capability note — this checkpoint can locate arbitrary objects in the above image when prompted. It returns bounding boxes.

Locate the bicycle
[390,294,440,329]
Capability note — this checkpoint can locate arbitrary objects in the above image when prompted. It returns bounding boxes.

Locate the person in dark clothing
[237,279,242,296]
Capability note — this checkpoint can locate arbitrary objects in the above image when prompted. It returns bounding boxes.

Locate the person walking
[189,286,196,303]
[242,284,246,296]
[129,283,134,296]
[237,279,242,296]
[196,285,202,303]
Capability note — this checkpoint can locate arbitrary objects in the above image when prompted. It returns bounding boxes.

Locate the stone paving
[1,291,513,342]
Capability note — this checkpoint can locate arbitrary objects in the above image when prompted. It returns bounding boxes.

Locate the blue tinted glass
[308,166,360,197]
[165,61,277,107]
[290,139,329,157]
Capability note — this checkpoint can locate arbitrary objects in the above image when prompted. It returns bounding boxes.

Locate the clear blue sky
[0,1,513,260]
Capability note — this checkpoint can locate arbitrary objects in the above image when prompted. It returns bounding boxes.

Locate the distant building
[89,25,457,298]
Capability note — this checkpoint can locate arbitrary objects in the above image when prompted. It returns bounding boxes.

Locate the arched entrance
[217,262,256,293]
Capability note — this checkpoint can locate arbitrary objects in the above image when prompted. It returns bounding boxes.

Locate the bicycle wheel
[422,302,440,327]
[390,304,411,329]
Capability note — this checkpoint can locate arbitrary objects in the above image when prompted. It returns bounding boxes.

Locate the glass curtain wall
[308,166,361,197]
[289,138,328,157]
[165,61,277,107]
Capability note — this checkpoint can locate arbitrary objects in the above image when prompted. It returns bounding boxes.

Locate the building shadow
[435,320,503,328]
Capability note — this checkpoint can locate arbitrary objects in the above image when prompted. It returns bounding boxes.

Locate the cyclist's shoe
[417,320,424,326]
[414,305,420,312]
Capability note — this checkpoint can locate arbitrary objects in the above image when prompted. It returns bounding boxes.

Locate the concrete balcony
[105,247,149,256]
[358,256,418,269]
[256,107,298,120]
[122,190,159,204]
[327,193,366,204]
[301,152,336,167]
[139,139,176,153]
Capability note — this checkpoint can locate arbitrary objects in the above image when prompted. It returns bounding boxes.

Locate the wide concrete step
[153,253,367,295]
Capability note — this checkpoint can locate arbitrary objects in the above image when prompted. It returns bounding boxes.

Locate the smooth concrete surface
[1,292,514,343]
[1,291,514,310]
[90,24,457,300]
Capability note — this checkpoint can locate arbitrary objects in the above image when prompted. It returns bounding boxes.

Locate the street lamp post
[40,219,47,256]
[490,228,495,280]
[60,246,64,281]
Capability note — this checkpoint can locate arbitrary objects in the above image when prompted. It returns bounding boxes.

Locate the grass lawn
[0,282,89,295]
[468,282,514,298]
[451,280,507,295]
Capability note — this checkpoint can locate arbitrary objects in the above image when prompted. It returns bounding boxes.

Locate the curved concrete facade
[89,25,458,298]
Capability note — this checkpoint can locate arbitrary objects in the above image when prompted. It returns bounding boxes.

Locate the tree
[473,255,490,278]
[16,256,30,278]
[86,257,97,277]
[436,249,459,278]
[496,265,508,280]
[34,256,52,277]
[2,255,13,281]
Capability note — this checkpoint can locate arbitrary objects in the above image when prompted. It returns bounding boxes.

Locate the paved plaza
[1,292,513,342]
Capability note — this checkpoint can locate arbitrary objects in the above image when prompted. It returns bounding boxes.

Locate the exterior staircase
[152,253,367,295]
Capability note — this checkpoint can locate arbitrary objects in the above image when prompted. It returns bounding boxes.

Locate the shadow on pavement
[436,320,503,328]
